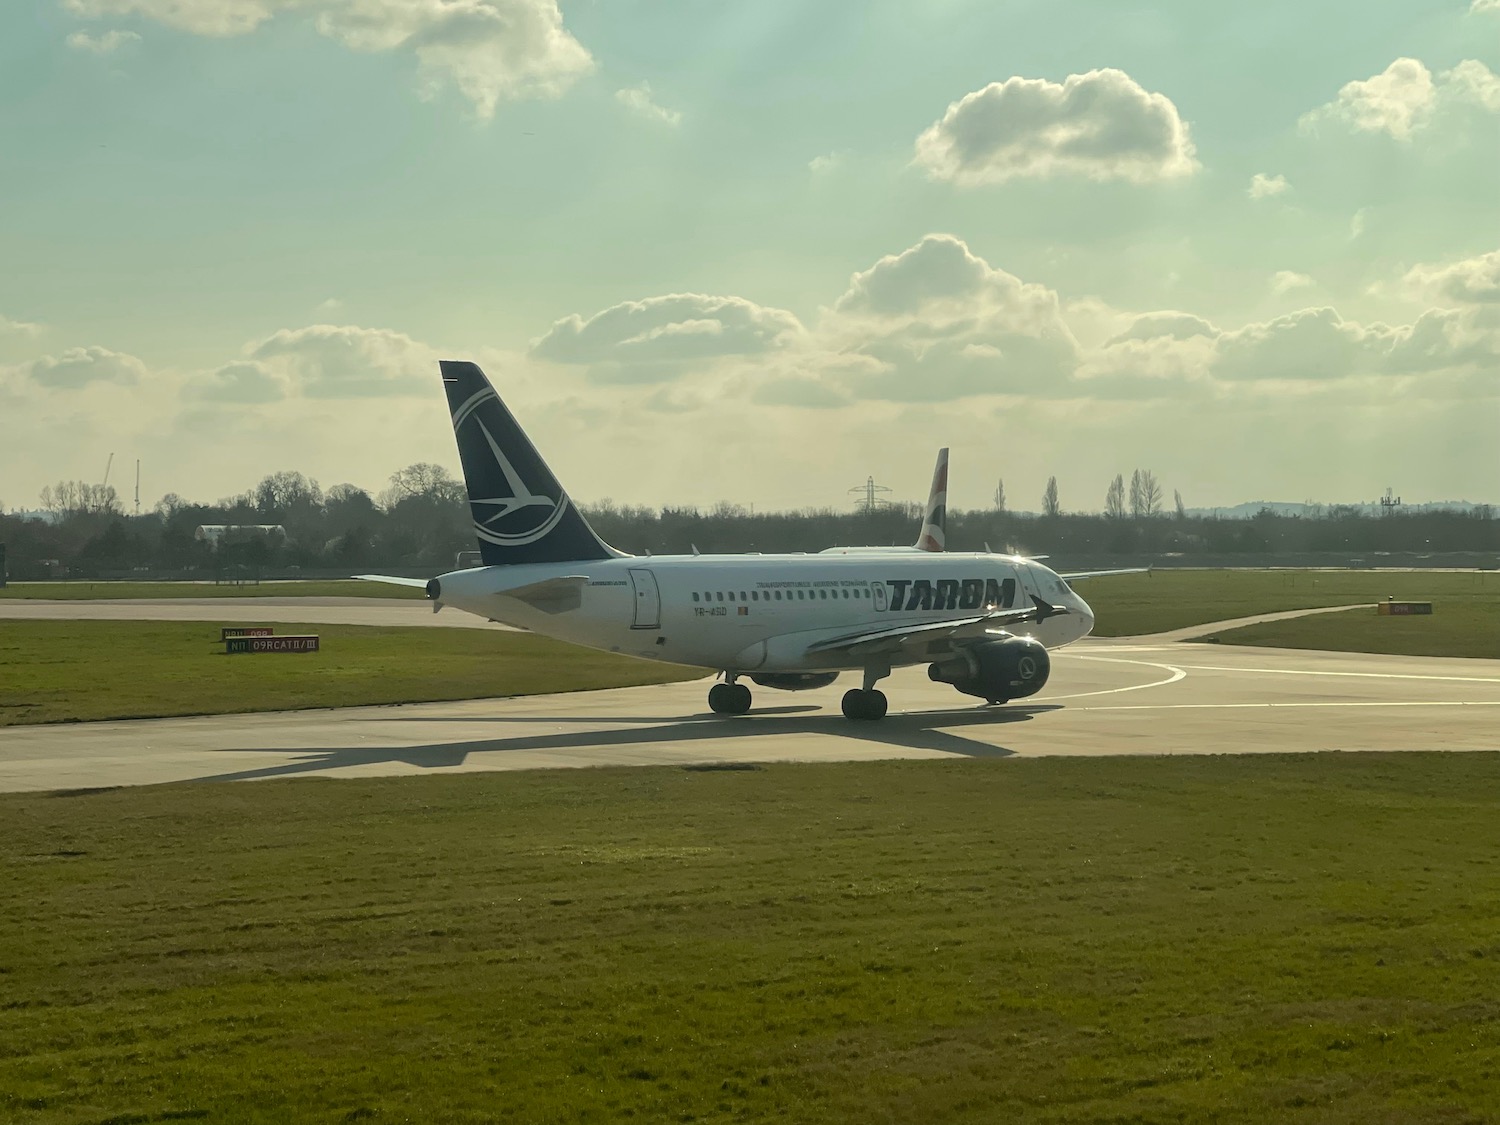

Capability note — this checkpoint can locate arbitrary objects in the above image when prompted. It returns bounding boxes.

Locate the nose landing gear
[708,677,752,715]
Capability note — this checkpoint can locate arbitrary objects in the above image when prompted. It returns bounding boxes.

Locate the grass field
[0,580,424,600]
[0,622,699,726]
[4,754,1500,1124]
[1082,568,1500,637]
[1201,599,1500,659]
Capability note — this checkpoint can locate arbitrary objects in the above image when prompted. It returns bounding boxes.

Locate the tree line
[0,465,1495,580]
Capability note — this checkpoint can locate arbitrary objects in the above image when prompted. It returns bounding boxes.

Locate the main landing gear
[841,660,892,721]
[841,688,887,721]
[708,677,752,715]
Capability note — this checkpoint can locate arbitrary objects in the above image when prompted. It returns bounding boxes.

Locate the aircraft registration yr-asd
[363,361,1128,721]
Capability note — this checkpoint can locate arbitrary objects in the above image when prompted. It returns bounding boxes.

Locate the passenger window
[728,592,736,601]
[716,592,723,602]
[740,591,747,601]
[692,593,699,602]
[842,589,849,599]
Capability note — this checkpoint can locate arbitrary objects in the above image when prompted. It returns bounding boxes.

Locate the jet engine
[928,637,1050,703]
[750,672,841,692]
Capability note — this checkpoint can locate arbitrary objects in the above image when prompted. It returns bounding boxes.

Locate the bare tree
[1105,474,1126,519]
[1129,469,1144,518]
[1042,476,1060,518]
[40,480,121,516]
[1174,488,1186,520]
[1140,469,1163,517]
[993,478,1006,512]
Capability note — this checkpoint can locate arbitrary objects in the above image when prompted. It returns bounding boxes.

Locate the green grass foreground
[1202,599,1500,659]
[0,622,698,726]
[1083,568,1500,637]
[3,755,1500,1123]
[0,580,424,600]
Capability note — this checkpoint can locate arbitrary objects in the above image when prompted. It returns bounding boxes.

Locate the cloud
[825,234,1079,400]
[1473,0,1500,13]
[750,376,851,409]
[316,0,593,118]
[1302,57,1500,140]
[62,0,287,36]
[808,151,845,177]
[1104,311,1218,346]
[1271,271,1315,296]
[530,294,804,380]
[1441,59,1500,113]
[248,323,436,397]
[1403,248,1500,305]
[913,68,1198,186]
[0,314,44,337]
[66,28,142,51]
[614,81,681,126]
[188,360,287,403]
[1350,208,1369,240]
[62,0,593,116]
[22,345,147,389]
[1248,172,1290,199]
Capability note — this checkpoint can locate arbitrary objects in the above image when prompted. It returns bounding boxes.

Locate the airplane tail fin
[914,447,949,552]
[440,360,617,566]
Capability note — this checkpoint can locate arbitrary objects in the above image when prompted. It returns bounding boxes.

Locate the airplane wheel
[729,683,752,714]
[841,689,865,720]
[708,683,736,714]
[841,689,888,721]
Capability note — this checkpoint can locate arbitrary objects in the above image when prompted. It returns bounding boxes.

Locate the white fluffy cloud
[248,324,436,396]
[614,81,681,126]
[1248,172,1290,199]
[188,360,288,402]
[824,234,1079,400]
[0,314,44,337]
[1302,57,1500,140]
[66,28,142,51]
[1473,0,1500,13]
[913,68,1198,186]
[17,346,147,390]
[60,0,592,116]
[1271,271,1314,296]
[531,294,804,381]
[1403,248,1500,305]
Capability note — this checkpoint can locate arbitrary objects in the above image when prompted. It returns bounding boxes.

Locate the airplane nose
[1077,598,1096,637]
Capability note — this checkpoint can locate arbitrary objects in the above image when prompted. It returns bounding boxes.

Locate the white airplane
[362,361,1105,721]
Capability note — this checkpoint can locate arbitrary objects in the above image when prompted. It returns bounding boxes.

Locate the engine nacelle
[928,637,1050,702]
[750,672,841,692]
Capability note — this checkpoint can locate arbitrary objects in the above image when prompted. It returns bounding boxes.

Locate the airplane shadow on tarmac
[195,704,1059,784]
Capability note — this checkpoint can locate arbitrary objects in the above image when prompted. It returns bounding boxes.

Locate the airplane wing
[354,574,430,588]
[805,596,1066,659]
[1059,567,1152,582]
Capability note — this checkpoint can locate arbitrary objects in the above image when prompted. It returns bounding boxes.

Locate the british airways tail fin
[914,447,948,552]
[441,360,617,566]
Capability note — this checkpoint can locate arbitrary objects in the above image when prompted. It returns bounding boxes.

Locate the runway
[3,629,1497,793]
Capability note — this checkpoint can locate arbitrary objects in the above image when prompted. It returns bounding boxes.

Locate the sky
[1,0,1497,516]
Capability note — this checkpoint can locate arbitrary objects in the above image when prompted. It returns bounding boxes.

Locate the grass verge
[0,580,424,600]
[3,755,1500,1124]
[0,621,699,726]
[1200,598,1500,659]
[1082,568,1500,636]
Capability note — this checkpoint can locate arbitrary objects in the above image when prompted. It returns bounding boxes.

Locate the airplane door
[872,582,888,612]
[629,568,660,629]
[1017,564,1041,606]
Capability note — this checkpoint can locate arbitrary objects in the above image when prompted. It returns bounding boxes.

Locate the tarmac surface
[2,599,1498,792]
[0,596,506,630]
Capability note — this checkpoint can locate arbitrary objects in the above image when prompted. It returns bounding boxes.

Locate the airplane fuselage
[433,552,1095,674]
